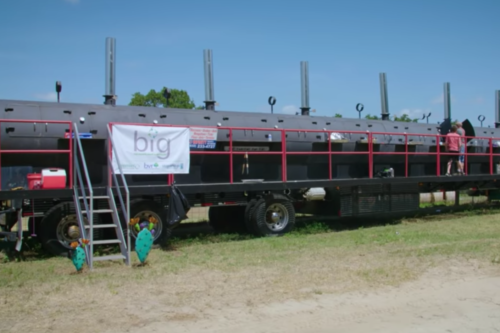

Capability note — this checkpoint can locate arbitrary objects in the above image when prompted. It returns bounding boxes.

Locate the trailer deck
[0,173,498,201]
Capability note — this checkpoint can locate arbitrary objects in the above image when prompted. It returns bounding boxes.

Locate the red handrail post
[0,125,2,189]
[108,124,113,188]
[405,133,408,178]
[436,134,441,176]
[328,131,332,180]
[281,129,287,182]
[464,135,468,175]
[229,128,233,184]
[490,138,493,175]
[368,132,373,178]
[68,122,73,189]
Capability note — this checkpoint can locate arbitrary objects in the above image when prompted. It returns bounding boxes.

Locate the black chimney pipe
[104,37,117,106]
[203,49,216,111]
[379,73,390,120]
[55,81,62,103]
[443,82,451,121]
[495,90,500,128]
[300,61,310,116]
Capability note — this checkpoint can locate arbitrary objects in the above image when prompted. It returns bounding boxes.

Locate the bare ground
[146,261,500,333]
[3,258,500,333]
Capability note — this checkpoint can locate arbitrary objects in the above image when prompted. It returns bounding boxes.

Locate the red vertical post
[108,124,113,188]
[368,132,373,178]
[328,131,332,180]
[281,129,287,182]
[464,135,468,175]
[404,133,408,178]
[68,122,73,189]
[490,138,493,175]
[171,126,177,185]
[229,128,233,184]
[0,122,2,189]
[436,134,441,176]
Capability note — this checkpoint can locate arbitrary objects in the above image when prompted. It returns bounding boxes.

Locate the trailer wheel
[39,202,103,256]
[127,199,171,248]
[249,195,295,237]
[244,199,259,234]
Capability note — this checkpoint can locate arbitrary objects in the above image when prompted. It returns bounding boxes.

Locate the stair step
[93,254,126,262]
[85,224,117,229]
[78,196,110,200]
[81,209,114,214]
[93,239,121,245]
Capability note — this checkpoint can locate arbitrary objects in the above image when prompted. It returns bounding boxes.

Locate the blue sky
[1,0,499,127]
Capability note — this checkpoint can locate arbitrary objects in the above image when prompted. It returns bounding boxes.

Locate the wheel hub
[56,214,86,248]
[265,203,289,232]
[67,225,80,239]
[131,210,163,241]
[269,211,280,223]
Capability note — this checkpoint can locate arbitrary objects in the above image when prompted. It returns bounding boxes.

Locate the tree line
[334,113,420,122]
[129,87,428,123]
[129,87,204,109]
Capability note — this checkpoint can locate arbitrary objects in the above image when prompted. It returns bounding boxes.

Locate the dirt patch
[116,260,500,333]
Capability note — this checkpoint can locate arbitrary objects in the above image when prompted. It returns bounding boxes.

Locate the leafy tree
[334,113,342,118]
[129,87,197,109]
[365,114,380,120]
[364,113,419,122]
[394,114,419,122]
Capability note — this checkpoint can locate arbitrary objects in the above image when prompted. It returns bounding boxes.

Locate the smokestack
[443,82,451,121]
[379,73,390,120]
[55,81,62,103]
[104,37,117,106]
[300,61,310,116]
[495,90,500,128]
[203,49,216,110]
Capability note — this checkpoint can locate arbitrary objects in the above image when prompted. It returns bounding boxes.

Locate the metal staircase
[72,123,130,270]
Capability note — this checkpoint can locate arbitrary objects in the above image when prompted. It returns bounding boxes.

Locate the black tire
[208,206,225,232]
[244,198,259,234]
[39,201,103,257]
[208,205,246,233]
[127,199,171,248]
[249,195,296,237]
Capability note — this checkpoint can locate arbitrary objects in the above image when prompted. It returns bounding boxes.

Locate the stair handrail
[106,124,131,262]
[72,123,94,266]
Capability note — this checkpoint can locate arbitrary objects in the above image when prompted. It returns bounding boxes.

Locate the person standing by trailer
[445,125,462,176]
[456,122,466,175]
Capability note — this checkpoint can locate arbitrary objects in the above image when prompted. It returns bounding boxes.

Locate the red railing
[368,131,499,177]
[108,122,500,184]
[0,119,73,189]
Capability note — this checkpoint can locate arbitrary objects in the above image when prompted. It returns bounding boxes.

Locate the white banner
[111,125,190,174]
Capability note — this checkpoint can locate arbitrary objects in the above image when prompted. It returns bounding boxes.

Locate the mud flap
[167,185,191,227]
